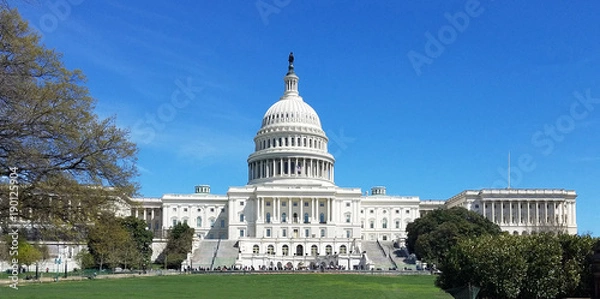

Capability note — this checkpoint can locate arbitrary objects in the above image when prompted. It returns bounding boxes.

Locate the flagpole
[508,152,511,189]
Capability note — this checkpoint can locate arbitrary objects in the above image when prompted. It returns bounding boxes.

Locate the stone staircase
[213,240,238,268]
[191,240,219,269]
[361,240,394,270]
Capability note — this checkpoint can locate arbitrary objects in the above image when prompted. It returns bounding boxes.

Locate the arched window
[320,213,325,223]
[282,213,287,223]
[253,245,259,254]
[369,220,374,229]
[339,245,347,254]
[267,245,274,255]
[266,212,271,223]
[311,245,318,256]
[196,216,202,228]
[282,245,289,256]
[345,213,351,223]
[304,213,309,223]
[325,245,332,255]
[209,218,215,227]
[395,220,400,229]
[239,214,244,222]
[293,213,298,223]
[382,218,388,229]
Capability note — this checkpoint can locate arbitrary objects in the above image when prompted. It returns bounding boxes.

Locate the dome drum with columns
[247,52,335,185]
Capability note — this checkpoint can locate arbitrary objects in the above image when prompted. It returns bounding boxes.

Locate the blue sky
[11,0,599,236]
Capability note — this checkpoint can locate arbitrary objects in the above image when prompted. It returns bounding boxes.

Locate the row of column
[481,200,574,226]
[249,158,334,181]
[255,135,325,151]
[133,208,161,229]
[256,197,337,224]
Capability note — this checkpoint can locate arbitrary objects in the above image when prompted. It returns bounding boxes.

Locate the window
[210,218,215,227]
[183,208,188,212]
[325,245,332,255]
[253,245,259,254]
[304,213,309,223]
[293,202,298,207]
[383,210,387,214]
[240,214,244,222]
[369,220,374,229]
[220,220,225,228]
[197,208,202,212]
[183,219,188,225]
[266,212,271,223]
[221,208,225,213]
[293,213,298,223]
[240,230,244,237]
[282,245,289,256]
[282,213,287,223]
[320,229,325,238]
[267,245,274,255]
[196,216,202,227]
[172,219,177,227]
[304,202,309,207]
[173,207,177,212]
[319,202,324,207]
[311,245,318,256]
[305,229,310,237]
[406,210,410,214]
[396,210,400,214]
[382,218,388,229]
[340,245,347,254]
[361,221,364,228]
[361,210,364,214]
[240,201,244,206]
[345,213,351,223]
[320,213,325,223]
[346,202,351,207]
[370,210,374,214]
[282,229,287,237]
[266,201,271,206]
[395,220,400,229]
[266,228,271,237]
[346,230,352,238]
[282,201,286,207]
[210,208,214,212]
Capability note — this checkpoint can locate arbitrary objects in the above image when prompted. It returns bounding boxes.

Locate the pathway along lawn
[3,273,451,299]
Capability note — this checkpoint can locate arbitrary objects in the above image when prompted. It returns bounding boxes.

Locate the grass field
[2,273,452,299]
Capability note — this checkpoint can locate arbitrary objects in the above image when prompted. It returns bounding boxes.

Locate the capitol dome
[247,53,335,185]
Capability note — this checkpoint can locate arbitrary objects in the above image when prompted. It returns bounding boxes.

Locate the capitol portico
[129,54,577,270]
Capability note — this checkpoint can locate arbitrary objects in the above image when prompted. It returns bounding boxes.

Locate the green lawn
[2,273,451,299]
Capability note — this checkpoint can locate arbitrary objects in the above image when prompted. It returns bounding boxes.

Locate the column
[491,201,495,223]
[518,202,521,224]
[300,198,304,223]
[509,202,512,225]
[500,201,504,224]
[331,164,334,181]
[143,208,147,222]
[135,209,139,218]
[527,202,530,224]
[482,201,486,220]
[535,202,539,225]
[312,198,317,223]
[288,198,292,223]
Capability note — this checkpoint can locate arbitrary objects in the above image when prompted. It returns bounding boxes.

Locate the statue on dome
[288,52,294,65]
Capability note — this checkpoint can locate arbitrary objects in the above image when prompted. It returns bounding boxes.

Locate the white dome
[261,96,322,129]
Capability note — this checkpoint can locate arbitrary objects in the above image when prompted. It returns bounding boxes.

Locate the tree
[158,222,194,269]
[87,214,131,271]
[74,249,95,270]
[3,235,43,271]
[406,207,501,265]
[0,8,138,238]
[120,216,153,269]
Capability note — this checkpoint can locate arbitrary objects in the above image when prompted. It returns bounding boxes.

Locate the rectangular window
[240,230,244,237]
[172,219,177,227]
[319,202,324,207]
[304,202,309,207]
[396,210,400,214]
[183,208,188,212]
[305,229,310,237]
[395,221,400,229]
[282,202,286,206]
[293,202,298,207]
[346,230,351,238]
[346,202,351,207]
[266,229,271,237]
[406,210,410,214]
[370,210,374,214]
[240,201,244,206]
[266,201,271,206]
[320,229,325,237]
[221,220,225,228]
[282,229,287,237]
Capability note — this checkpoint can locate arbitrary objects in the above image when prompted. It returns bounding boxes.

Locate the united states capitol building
[130,54,578,270]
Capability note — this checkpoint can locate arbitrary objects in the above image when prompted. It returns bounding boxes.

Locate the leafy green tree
[75,249,95,270]
[120,216,153,268]
[406,207,501,265]
[158,222,194,269]
[557,234,596,298]
[87,215,131,270]
[0,8,138,238]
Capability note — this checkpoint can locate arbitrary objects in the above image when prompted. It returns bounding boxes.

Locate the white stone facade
[128,55,578,268]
